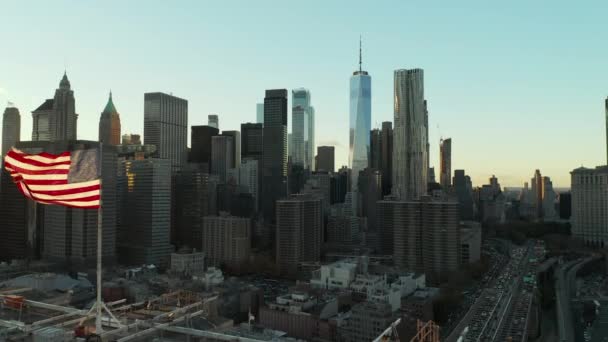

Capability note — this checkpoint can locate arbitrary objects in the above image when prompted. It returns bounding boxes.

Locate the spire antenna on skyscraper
[359,35,362,72]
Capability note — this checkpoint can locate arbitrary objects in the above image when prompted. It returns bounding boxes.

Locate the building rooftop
[33,99,54,112]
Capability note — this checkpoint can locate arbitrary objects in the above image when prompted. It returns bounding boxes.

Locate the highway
[555,256,598,342]
[446,245,530,342]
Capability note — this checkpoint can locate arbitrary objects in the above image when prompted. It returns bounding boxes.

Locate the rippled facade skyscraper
[349,39,371,190]
[393,68,428,200]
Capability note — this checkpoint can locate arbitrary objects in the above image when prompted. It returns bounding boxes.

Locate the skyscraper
[291,88,315,170]
[241,123,263,160]
[98,92,121,145]
[222,130,241,169]
[32,72,78,142]
[453,169,474,220]
[174,165,218,249]
[571,166,608,247]
[370,128,381,169]
[190,125,219,169]
[378,195,460,282]
[358,168,381,231]
[2,105,20,156]
[211,135,234,183]
[117,158,172,266]
[393,68,428,200]
[256,103,264,124]
[531,169,543,219]
[369,121,393,196]
[208,114,219,129]
[316,146,335,172]
[144,92,188,172]
[276,194,322,277]
[349,38,371,190]
[440,138,452,189]
[605,97,608,164]
[262,89,288,222]
[236,158,259,212]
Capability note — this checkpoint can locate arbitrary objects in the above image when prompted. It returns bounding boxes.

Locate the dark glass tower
[190,125,219,171]
[262,89,288,222]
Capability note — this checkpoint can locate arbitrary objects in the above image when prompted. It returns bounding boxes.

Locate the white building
[170,251,205,276]
[390,273,426,297]
[571,166,608,247]
[193,267,224,290]
[310,260,358,289]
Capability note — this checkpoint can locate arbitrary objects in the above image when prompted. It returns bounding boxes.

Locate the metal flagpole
[95,142,103,333]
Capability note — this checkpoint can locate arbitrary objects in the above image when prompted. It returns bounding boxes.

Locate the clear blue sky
[1,1,606,187]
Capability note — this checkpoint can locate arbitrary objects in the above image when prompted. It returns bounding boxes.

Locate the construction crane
[373,319,440,342]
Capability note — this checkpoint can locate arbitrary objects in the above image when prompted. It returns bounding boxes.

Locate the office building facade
[276,194,323,277]
[117,158,172,267]
[221,130,241,169]
[262,89,288,222]
[256,103,264,124]
[211,135,234,183]
[190,125,219,170]
[174,165,218,249]
[393,69,428,200]
[202,213,251,268]
[571,166,608,247]
[144,92,188,172]
[316,146,335,172]
[378,196,460,282]
[208,114,219,129]
[439,138,451,189]
[2,105,20,156]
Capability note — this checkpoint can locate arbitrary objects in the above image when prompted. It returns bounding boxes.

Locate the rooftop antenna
[359,35,362,72]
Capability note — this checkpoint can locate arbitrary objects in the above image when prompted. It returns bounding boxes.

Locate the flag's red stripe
[33,184,101,196]
[36,195,101,203]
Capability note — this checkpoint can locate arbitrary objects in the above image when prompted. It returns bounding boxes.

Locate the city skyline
[2,1,608,187]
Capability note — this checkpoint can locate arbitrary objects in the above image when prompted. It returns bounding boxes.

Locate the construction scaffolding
[0,289,227,341]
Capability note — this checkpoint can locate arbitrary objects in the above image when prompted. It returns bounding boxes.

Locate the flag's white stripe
[23,154,70,163]
[38,199,100,207]
[20,173,68,181]
[27,179,100,191]
[11,148,70,163]
[4,155,71,171]
[30,190,100,201]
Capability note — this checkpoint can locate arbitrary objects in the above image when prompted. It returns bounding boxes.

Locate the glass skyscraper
[291,88,315,170]
[349,41,371,190]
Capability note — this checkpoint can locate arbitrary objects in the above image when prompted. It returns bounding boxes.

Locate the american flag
[3,147,101,209]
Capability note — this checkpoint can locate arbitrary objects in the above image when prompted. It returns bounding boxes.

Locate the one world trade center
[349,38,371,190]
